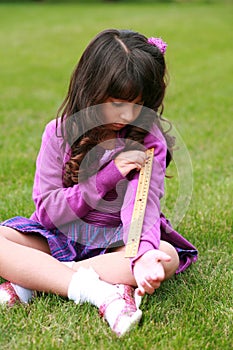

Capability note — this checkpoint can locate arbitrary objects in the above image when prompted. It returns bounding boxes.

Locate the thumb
[155,250,171,263]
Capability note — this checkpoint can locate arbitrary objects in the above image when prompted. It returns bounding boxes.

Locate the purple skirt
[1,216,124,262]
[1,215,198,273]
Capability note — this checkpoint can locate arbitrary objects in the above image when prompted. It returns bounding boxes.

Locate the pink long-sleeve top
[30,118,167,266]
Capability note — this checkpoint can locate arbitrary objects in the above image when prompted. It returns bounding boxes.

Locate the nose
[119,104,135,123]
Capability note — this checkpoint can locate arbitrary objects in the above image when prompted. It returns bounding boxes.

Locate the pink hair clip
[148,37,167,55]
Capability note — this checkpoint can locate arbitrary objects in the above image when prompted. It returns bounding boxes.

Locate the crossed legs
[0,226,179,296]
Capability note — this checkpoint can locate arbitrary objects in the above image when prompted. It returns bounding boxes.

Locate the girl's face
[101,96,143,131]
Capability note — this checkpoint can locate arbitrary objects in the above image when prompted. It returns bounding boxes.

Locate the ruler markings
[124,148,154,258]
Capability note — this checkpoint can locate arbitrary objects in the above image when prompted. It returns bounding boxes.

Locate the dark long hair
[57,29,174,186]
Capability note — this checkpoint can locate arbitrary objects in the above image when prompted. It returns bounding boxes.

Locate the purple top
[30,118,166,265]
[30,118,197,271]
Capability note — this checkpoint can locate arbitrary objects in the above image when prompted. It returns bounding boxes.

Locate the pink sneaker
[99,284,142,337]
[0,282,20,307]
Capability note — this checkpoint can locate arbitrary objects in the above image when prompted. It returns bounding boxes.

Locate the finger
[145,274,162,290]
[135,162,142,171]
[140,152,147,164]
[146,273,162,284]
[149,281,161,290]
[140,279,155,295]
[148,277,162,288]
[155,251,171,263]
[136,286,146,297]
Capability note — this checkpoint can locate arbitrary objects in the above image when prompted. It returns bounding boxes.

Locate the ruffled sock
[68,266,114,305]
[68,267,142,336]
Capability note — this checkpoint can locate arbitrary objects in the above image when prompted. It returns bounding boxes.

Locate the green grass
[0,2,232,349]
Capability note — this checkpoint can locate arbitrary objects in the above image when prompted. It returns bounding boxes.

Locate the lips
[112,123,125,129]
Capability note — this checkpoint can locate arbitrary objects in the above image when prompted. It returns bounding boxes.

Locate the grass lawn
[0,1,232,349]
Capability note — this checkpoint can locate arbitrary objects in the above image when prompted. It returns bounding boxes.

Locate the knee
[0,226,9,238]
[0,225,16,240]
[159,240,179,280]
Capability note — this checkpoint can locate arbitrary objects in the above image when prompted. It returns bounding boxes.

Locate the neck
[101,130,117,150]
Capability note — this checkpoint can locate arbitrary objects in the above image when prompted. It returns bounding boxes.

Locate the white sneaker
[99,284,142,337]
[0,282,20,307]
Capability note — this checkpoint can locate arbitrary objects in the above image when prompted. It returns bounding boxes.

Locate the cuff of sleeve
[130,241,158,273]
[96,160,125,193]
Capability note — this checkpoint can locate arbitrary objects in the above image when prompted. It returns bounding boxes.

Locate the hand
[114,150,146,177]
[133,249,171,296]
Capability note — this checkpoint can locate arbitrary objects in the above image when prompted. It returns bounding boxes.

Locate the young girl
[0,29,197,337]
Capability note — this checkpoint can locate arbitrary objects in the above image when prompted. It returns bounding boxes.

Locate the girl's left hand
[133,249,171,296]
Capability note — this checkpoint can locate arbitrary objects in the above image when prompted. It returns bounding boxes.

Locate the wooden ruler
[124,148,154,258]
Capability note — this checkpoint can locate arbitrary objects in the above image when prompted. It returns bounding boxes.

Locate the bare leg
[159,240,180,279]
[0,226,179,336]
[74,248,134,284]
[0,226,74,296]
[0,226,179,296]
[72,240,179,286]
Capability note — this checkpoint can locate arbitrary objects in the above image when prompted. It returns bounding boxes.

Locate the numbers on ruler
[124,148,154,258]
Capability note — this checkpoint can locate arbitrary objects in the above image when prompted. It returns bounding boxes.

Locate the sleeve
[32,120,124,229]
[120,124,167,270]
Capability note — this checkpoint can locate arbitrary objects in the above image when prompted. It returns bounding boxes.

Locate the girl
[0,29,197,337]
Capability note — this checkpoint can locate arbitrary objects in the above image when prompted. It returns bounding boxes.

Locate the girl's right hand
[114,150,146,177]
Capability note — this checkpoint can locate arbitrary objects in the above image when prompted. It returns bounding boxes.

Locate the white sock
[11,283,33,303]
[68,267,141,334]
[68,267,116,306]
[61,261,75,269]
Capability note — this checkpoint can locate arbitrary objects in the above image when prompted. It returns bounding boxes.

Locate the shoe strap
[99,292,122,317]
[99,284,137,318]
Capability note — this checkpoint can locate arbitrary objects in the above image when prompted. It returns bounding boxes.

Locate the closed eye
[112,101,144,107]
[112,102,125,107]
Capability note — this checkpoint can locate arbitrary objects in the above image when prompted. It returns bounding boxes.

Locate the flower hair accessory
[148,37,167,55]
